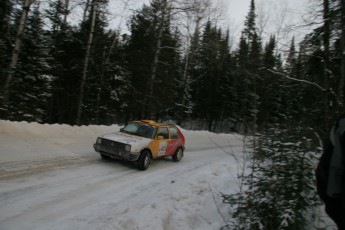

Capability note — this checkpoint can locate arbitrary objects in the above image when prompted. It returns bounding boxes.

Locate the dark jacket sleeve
[316,137,333,201]
[337,115,345,197]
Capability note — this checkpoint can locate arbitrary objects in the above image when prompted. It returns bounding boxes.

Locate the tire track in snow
[0,149,235,230]
[0,156,99,180]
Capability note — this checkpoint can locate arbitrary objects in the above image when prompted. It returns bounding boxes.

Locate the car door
[156,127,169,157]
[165,127,179,156]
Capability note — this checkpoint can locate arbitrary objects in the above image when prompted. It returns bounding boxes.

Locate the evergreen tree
[0,0,12,95]
[281,37,305,124]
[192,22,232,131]
[88,29,131,125]
[234,0,263,132]
[126,0,181,120]
[9,3,52,122]
[258,35,283,125]
[297,0,345,131]
[1,0,34,118]
[45,0,83,124]
[76,0,100,125]
[224,125,320,230]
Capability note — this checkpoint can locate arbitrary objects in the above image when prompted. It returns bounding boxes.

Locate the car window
[169,127,179,139]
[157,127,169,139]
[137,125,156,138]
[122,122,156,138]
[122,123,138,133]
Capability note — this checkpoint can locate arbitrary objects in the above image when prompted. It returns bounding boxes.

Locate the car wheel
[100,153,110,160]
[138,150,151,170]
[172,148,183,162]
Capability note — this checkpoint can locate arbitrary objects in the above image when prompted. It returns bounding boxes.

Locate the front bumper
[93,143,140,161]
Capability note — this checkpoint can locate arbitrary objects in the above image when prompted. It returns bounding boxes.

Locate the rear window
[158,127,169,139]
[169,127,179,139]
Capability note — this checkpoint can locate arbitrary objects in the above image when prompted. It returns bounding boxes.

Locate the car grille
[100,138,126,155]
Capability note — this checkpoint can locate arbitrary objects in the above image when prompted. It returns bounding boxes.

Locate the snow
[0,120,244,230]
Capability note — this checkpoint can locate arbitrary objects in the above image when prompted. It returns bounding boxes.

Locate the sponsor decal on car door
[158,140,167,156]
[157,127,169,156]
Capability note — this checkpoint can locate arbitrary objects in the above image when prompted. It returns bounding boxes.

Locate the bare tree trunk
[105,0,132,67]
[323,0,331,128]
[146,25,164,116]
[1,0,35,118]
[339,0,345,106]
[182,19,200,106]
[82,0,91,23]
[63,0,69,25]
[145,0,168,117]
[76,0,97,125]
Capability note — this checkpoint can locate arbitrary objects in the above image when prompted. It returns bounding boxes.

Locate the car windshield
[121,122,156,138]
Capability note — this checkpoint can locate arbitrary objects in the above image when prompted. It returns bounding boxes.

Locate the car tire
[100,153,110,160]
[138,150,151,170]
[172,147,183,162]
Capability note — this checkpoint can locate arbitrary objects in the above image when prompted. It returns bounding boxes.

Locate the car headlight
[125,144,131,152]
[97,138,102,144]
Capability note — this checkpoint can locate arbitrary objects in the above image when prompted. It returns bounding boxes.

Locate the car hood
[100,132,151,151]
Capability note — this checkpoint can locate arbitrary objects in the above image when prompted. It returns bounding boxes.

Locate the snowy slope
[0,120,245,230]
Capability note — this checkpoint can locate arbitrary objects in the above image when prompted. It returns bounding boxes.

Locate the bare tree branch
[264,68,326,91]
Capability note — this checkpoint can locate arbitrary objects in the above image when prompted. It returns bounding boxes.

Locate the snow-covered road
[0,121,244,230]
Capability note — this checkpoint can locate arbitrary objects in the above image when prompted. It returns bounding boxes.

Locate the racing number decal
[158,141,167,156]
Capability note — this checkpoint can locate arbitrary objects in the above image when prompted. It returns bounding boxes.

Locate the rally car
[93,120,185,170]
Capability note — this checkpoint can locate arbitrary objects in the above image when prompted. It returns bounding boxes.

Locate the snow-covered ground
[0,120,247,230]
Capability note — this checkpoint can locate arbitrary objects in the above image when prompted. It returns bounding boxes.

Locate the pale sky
[106,0,315,50]
[226,0,314,48]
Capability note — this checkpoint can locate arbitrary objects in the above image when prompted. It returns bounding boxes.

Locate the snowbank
[0,120,335,230]
[0,120,244,230]
[0,120,242,163]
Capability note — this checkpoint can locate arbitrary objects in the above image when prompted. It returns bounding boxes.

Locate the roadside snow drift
[0,120,244,230]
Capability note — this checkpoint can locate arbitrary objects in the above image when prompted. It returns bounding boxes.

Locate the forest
[1,0,344,228]
[0,0,344,134]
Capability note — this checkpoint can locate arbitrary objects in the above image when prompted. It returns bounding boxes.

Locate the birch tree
[323,0,331,128]
[76,0,98,125]
[146,0,169,115]
[9,3,52,122]
[339,0,345,106]
[1,0,36,118]
[177,0,215,124]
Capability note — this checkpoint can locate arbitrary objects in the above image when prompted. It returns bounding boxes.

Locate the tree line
[1,1,345,228]
[0,0,344,134]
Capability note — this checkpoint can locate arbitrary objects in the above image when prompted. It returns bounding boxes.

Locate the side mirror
[157,135,164,140]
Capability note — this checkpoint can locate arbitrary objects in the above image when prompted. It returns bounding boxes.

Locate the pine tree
[223,125,320,230]
[1,0,35,118]
[190,21,232,131]
[298,0,345,130]
[234,0,263,132]
[126,0,180,120]
[92,30,131,124]
[9,3,52,122]
[259,35,282,125]
[0,0,12,100]
[175,28,199,124]
[76,0,99,125]
[45,0,83,124]
[281,37,303,123]
[78,0,132,125]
